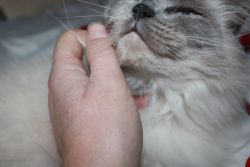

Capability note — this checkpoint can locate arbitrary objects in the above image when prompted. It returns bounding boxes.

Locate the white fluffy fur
[0,52,59,166]
[139,80,250,167]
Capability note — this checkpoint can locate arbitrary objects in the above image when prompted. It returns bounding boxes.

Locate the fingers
[49,29,88,96]
[53,29,87,70]
[86,24,125,83]
[50,24,128,96]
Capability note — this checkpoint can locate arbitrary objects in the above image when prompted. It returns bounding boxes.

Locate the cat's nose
[132,3,155,20]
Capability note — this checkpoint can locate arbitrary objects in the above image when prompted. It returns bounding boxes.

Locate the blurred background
[0,0,104,62]
[0,0,74,19]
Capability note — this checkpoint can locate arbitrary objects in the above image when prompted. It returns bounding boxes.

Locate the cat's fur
[0,0,250,167]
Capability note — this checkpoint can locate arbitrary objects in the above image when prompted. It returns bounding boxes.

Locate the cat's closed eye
[165,7,203,16]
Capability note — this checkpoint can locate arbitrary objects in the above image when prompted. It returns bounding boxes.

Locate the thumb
[86,23,126,84]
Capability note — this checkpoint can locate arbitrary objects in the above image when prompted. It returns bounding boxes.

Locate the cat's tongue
[134,95,150,110]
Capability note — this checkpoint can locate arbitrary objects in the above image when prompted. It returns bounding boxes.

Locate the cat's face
[105,0,247,95]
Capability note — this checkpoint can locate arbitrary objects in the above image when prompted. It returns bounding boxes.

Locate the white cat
[0,0,250,167]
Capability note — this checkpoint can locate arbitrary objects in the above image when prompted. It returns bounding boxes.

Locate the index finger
[49,29,88,94]
[53,29,86,67]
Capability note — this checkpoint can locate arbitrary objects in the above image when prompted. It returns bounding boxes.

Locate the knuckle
[60,29,86,41]
[60,30,72,40]
[59,30,74,43]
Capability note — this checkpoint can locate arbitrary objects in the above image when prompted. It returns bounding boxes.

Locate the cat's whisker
[221,32,250,42]
[47,12,86,47]
[162,44,186,58]
[186,40,243,54]
[62,15,106,20]
[83,6,121,21]
[47,11,72,31]
[76,0,115,12]
[235,32,250,39]
[185,36,228,44]
[185,37,245,54]
[62,0,72,29]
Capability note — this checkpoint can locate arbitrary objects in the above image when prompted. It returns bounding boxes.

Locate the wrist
[61,141,142,167]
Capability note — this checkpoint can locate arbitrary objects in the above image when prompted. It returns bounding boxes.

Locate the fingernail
[88,23,107,40]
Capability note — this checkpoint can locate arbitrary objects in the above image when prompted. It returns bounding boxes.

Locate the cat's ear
[223,0,250,33]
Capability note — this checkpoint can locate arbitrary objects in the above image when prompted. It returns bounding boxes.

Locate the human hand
[48,24,143,167]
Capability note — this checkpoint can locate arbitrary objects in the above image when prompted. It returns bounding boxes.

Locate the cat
[0,0,250,167]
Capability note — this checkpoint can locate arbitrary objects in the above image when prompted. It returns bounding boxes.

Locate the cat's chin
[122,67,153,100]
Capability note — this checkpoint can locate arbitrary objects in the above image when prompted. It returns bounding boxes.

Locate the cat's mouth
[131,87,151,109]
[133,95,150,109]
[118,20,146,44]
[122,27,138,38]
[120,19,137,37]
